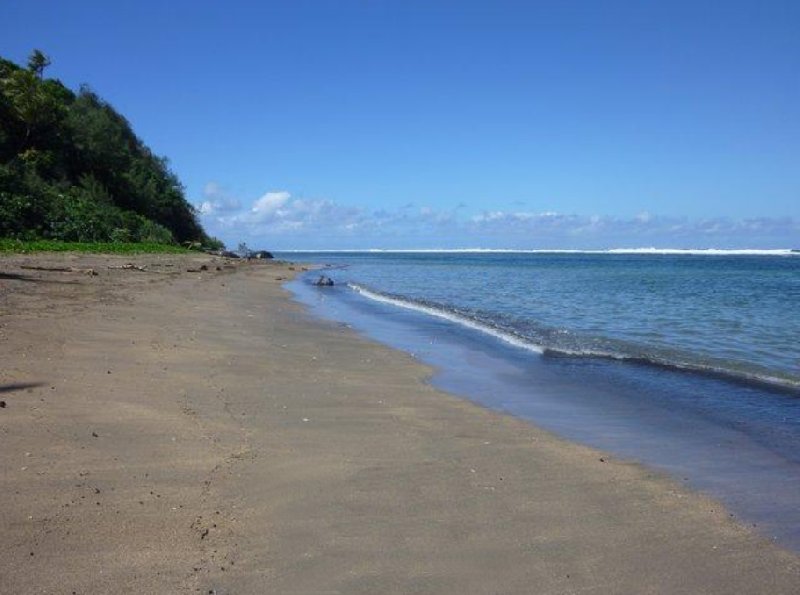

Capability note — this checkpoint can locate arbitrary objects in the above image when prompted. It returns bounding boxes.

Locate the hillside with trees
[0,50,219,247]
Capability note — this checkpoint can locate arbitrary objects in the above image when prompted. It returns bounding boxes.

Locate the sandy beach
[1,252,798,594]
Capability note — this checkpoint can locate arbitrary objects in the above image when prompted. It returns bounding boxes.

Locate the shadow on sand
[0,271,79,284]
[0,382,46,394]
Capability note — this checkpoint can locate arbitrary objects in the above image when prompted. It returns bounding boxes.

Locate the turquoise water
[284,250,800,389]
[283,250,800,550]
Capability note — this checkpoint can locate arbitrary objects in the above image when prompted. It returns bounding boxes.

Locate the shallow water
[285,251,800,388]
[282,251,800,551]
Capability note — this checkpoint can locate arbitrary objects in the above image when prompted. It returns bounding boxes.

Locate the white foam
[282,248,797,256]
[348,284,545,355]
[346,283,800,391]
[603,248,797,256]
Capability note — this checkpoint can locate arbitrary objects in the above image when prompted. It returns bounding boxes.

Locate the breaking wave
[285,248,798,256]
[348,283,800,392]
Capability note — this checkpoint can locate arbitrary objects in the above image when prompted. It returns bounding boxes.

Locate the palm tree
[27,49,51,79]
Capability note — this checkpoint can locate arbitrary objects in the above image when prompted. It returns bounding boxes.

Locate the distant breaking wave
[285,248,798,256]
[347,283,800,392]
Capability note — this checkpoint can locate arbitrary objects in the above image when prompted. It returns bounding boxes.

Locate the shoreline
[1,253,798,593]
[289,268,800,552]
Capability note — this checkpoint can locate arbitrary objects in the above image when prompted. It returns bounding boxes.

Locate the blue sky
[3,0,798,249]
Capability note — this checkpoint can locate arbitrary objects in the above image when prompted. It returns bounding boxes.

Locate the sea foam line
[348,283,546,355]
[347,283,800,392]
[284,248,798,256]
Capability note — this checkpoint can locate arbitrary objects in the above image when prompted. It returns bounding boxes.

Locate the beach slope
[0,253,797,594]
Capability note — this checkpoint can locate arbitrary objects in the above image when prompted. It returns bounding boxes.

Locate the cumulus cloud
[203,190,368,238]
[250,191,291,218]
[197,182,241,215]
[196,185,799,249]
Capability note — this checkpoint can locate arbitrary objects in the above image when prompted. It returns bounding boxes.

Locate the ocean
[281,250,800,550]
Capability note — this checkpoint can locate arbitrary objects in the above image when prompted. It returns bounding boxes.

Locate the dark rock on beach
[314,275,334,287]
[204,249,239,258]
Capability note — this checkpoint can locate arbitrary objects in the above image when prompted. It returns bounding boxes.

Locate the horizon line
[272,248,799,255]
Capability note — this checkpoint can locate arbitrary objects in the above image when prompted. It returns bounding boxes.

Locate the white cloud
[251,191,291,217]
[196,183,799,249]
[195,181,241,215]
[209,190,368,238]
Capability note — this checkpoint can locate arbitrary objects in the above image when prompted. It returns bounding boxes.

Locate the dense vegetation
[0,239,190,254]
[0,50,221,248]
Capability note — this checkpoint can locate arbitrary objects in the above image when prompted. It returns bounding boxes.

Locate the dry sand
[0,252,798,594]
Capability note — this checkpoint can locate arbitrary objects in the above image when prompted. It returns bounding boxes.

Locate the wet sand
[0,252,797,594]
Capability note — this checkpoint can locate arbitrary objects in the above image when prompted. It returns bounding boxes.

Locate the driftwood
[107,263,179,275]
[20,265,98,276]
[107,263,148,272]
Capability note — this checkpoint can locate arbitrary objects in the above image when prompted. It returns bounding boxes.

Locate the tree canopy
[0,50,220,247]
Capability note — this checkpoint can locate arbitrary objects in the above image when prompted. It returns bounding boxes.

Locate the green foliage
[138,219,175,244]
[0,50,214,247]
[0,238,190,254]
[204,236,225,251]
[27,50,51,79]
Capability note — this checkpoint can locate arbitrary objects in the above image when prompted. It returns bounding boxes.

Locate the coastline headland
[1,252,797,593]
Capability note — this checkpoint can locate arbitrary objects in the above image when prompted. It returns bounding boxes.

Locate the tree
[1,68,65,149]
[27,49,51,79]
[0,50,215,245]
